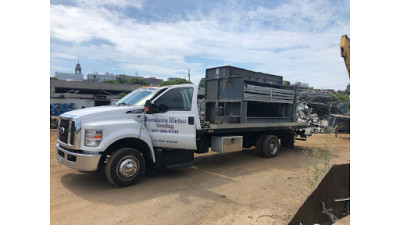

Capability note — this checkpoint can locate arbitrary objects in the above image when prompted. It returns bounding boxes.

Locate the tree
[117,92,127,99]
[159,78,192,86]
[50,77,58,80]
[283,80,291,86]
[329,92,350,110]
[199,78,206,88]
[329,92,350,103]
[116,76,128,84]
[102,80,118,84]
[127,77,149,85]
[103,77,150,85]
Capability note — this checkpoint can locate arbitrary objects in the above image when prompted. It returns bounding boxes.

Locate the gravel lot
[50,131,350,224]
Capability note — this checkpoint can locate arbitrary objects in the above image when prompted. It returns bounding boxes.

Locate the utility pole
[188,68,191,82]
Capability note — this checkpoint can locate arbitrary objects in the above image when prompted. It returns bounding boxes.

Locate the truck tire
[260,135,280,158]
[105,148,145,187]
[255,135,267,156]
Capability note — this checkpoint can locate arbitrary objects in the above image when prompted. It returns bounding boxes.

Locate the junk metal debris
[296,92,350,135]
[321,201,339,223]
[288,164,350,225]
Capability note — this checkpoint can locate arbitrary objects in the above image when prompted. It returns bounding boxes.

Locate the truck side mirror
[144,100,154,114]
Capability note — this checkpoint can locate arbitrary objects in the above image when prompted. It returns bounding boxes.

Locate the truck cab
[144,85,200,150]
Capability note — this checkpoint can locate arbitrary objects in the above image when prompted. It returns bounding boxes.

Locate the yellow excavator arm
[340,35,350,78]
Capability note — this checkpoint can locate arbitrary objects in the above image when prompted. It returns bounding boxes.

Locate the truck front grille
[59,119,69,144]
[70,121,75,145]
[59,119,76,146]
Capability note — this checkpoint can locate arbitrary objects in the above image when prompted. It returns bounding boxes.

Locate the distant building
[294,82,310,92]
[54,61,84,81]
[346,84,350,93]
[118,74,144,80]
[87,72,117,82]
[86,73,164,85]
[50,79,138,108]
[144,77,163,86]
[295,82,309,88]
[75,61,82,74]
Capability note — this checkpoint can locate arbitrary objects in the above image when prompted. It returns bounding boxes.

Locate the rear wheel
[255,135,267,156]
[260,135,280,158]
[105,148,145,187]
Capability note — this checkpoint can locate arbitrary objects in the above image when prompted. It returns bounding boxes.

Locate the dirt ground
[50,131,350,225]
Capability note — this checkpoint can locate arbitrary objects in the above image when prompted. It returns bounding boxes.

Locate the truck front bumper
[56,144,101,171]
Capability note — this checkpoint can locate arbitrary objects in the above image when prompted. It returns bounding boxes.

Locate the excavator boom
[340,35,350,78]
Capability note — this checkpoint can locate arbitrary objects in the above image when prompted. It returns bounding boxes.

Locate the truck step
[164,161,193,169]
[295,138,307,141]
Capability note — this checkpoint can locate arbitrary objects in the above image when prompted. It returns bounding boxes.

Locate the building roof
[55,72,84,81]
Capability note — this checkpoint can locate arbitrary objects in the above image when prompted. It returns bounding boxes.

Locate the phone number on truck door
[151,129,179,134]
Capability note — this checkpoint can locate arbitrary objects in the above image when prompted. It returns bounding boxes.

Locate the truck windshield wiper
[117,102,128,106]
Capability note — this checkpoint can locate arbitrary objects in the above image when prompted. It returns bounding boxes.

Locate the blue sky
[50,0,350,89]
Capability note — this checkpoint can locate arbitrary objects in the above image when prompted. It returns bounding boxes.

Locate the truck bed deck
[202,122,309,134]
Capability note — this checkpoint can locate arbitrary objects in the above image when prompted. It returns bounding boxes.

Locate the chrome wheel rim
[269,140,278,155]
[117,156,139,181]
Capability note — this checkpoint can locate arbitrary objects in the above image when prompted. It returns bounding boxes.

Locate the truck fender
[82,120,144,153]
[95,123,155,163]
[139,125,156,163]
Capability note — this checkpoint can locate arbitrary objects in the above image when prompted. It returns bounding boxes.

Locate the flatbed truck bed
[205,122,308,132]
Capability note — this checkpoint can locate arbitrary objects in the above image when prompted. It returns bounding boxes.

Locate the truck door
[145,86,197,150]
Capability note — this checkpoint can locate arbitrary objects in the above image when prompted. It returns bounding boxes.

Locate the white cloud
[51,65,72,73]
[52,52,77,60]
[75,0,145,9]
[50,0,350,89]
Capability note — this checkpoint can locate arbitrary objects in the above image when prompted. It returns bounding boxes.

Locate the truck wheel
[105,148,145,187]
[261,135,280,158]
[255,135,267,156]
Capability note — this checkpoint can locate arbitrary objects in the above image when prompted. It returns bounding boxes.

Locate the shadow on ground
[60,146,308,206]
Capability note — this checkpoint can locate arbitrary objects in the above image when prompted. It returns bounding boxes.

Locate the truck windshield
[116,89,157,106]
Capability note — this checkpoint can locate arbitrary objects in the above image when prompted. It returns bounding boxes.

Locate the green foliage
[50,77,58,80]
[329,92,350,103]
[199,78,206,88]
[102,77,149,85]
[330,92,350,111]
[303,135,333,187]
[127,77,149,85]
[102,80,118,84]
[283,80,291,86]
[117,92,127,99]
[159,78,192,86]
[116,76,128,84]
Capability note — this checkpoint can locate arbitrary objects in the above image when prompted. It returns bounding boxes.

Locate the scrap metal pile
[296,92,350,135]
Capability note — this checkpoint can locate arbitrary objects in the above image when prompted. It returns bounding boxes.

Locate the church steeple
[75,59,82,75]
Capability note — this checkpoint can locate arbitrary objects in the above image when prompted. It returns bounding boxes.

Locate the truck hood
[60,105,144,123]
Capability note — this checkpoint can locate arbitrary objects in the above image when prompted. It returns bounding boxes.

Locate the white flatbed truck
[56,66,308,187]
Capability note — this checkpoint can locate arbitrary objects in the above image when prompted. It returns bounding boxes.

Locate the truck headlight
[85,129,102,147]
